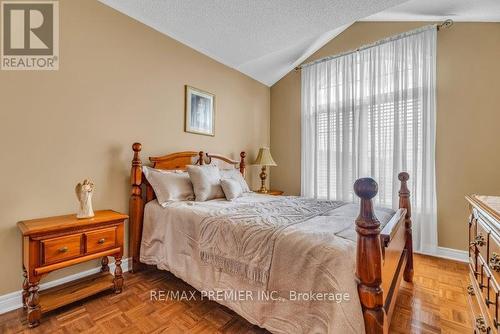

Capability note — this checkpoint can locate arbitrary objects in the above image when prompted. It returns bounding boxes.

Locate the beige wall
[0,0,270,295]
[271,22,500,251]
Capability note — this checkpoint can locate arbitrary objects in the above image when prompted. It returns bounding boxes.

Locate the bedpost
[398,172,413,282]
[129,142,144,273]
[354,178,386,334]
[240,151,246,176]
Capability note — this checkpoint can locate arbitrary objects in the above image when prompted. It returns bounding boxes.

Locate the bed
[128,143,414,334]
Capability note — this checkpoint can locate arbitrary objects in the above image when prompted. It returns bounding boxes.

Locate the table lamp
[253,147,277,193]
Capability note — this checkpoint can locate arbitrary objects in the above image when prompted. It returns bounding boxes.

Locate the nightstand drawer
[85,227,116,253]
[42,234,83,265]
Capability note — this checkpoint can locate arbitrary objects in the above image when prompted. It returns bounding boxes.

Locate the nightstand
[255,190,284,196]
[18,210,128,328]
[267,190,284,196]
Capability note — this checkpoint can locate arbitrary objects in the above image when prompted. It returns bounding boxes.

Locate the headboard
[129,142,246,272]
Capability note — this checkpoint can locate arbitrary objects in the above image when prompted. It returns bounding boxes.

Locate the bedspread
[140,193,395,334]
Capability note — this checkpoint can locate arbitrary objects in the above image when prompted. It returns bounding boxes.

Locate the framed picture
[185,85,215,136]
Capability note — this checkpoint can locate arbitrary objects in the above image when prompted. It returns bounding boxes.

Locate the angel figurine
[75,179,95,218]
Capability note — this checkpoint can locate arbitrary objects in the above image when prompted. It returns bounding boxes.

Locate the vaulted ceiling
[99,0,500,86]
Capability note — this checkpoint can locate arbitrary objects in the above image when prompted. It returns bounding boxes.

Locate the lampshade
[253,147,277,166]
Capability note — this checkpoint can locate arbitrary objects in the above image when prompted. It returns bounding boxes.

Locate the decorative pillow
[219,168,251,193]
[187,165,225,201]
[221,178,243,201]
[142,166,195,207]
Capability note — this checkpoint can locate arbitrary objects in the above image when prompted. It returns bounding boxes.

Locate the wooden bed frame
[128,142,413,334]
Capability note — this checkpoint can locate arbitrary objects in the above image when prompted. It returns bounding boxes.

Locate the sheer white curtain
[301,26,437,253]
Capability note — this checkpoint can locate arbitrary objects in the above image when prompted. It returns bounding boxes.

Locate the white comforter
[140,193,395,334]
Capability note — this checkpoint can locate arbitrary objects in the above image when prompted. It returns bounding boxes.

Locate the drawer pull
[58,246,68,253]
[471,234,486,247]
[476,316,488,333]
[489,252,500,272]
[98,238,105,244]
[467,284,475,296]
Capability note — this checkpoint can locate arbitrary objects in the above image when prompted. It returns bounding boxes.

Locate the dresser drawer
[85,227,117,253]
[41,234,83,265]
[476,217,490,261]
[479,256,490,293]
[469,272,493,334]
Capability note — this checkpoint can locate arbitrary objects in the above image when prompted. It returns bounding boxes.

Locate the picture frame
[185,85,215,136]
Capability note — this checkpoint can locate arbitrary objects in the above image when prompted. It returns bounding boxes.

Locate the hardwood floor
[390,254,472,333]
[0,254,472,333]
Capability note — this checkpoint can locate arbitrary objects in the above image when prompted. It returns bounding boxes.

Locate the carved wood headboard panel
[129,142,246,272]
[150,151,204,170]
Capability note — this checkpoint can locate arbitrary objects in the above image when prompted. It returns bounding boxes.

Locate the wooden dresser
[18,210,128,328]
[467,195,500,333]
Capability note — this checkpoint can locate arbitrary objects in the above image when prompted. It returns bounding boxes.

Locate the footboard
[354,173,413,334]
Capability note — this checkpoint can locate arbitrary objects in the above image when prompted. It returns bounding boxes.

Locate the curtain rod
[295,19,453,71]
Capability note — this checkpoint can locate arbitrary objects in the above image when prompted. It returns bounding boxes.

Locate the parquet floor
[0,254,472,333]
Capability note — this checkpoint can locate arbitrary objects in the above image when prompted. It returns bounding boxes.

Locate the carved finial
[132,142,142,152]
[398,172,409,182]
[398,172,410,198]
[240,151,246,159]
[130,142,143,189]
[354,178,378,200]
[199,151,204,165]
[131,143,142,168]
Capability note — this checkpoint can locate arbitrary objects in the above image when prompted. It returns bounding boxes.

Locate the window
[301,26,437,252]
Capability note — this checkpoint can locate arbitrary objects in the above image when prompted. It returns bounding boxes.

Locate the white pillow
[186,165,225,201]
[219,168,250,193]
[221,178,243,201]
[142,166,194,207]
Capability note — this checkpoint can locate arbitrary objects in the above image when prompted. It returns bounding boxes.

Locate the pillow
[142,166,195,207]
[186,165,225,201]
[219,168,251,193]
[221,178,243,201]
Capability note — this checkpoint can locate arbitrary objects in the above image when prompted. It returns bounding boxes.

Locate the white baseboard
[0,258,130,315]
[416,246,468,263]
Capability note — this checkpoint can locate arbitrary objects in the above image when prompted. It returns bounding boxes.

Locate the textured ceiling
[98,0,406,86]
[364,0,500,22]
[99,0,500,86]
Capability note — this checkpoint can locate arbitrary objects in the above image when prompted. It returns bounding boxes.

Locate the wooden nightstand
[267,190,284,196]
[18,210,128,328]
[255,190,284,196]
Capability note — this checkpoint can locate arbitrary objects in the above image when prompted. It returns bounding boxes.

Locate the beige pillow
[187,165,225,201]
[142,166,194,206]
[220,168,251,193]
[221,178,243,201]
